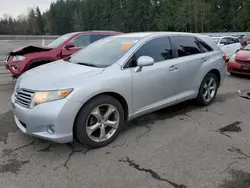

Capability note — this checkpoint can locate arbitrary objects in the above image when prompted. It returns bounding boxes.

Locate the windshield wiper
[76,62,98,67]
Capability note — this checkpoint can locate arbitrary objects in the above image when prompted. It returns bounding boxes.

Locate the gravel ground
[0,39,250,188]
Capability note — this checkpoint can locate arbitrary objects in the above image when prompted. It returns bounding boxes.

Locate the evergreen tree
[0,0,248,35]
[36,7,45,34]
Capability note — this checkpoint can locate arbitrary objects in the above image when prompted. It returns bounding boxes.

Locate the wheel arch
[73,92,129,139]
[207,69,221,86]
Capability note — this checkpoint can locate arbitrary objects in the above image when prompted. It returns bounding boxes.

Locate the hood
[235,50,250,61]
[17,60,104,90]
[9,45,52,56]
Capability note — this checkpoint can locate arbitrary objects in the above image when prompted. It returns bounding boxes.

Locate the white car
[212,36,241,60]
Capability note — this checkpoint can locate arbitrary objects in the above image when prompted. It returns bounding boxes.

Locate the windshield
[68,36,140,68]
[243,44,250,50]
[211,37,220,44]
[47,33,75,48]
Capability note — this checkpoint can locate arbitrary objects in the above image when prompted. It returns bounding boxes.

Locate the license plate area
[240,65,250,70]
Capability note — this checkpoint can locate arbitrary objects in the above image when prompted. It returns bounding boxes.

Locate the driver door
[61,34,90,58]
[131,37,179,114]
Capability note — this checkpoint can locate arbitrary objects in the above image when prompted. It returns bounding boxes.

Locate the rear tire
[196,73,219,106]
[74,95,124,148]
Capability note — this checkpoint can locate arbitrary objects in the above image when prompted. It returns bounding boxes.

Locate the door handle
[169,65,178,71]
[201,58,207,63]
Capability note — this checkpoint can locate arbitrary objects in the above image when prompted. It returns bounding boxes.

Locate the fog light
[47,125,55,134]
[11,66,19,71]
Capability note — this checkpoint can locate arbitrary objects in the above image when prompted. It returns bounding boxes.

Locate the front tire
[74,95,124,148]
[196,73,219,106]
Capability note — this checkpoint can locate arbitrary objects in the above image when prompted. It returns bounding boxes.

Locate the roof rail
[88,30,117,32]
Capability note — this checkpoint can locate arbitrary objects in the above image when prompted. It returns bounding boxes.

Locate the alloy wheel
[203,77,217,102]
[86,104,120,142]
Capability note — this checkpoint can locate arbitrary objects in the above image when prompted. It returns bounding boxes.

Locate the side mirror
[137,56,155,67]
[64,42,75,49]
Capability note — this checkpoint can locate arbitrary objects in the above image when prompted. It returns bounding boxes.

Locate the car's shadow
[229,73,250,79]
[124,100,200,132]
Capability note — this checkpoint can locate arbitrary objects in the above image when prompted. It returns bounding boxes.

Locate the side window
[134,37,173,63]
[220,38,228,45]
[171,36,201,57]
[90,34,111,43]
[227,38,235,45]
[232,38,240,43]
[196,38,213,52]
[71,35,90,47]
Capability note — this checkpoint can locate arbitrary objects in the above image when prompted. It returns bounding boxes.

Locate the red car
[5,31,122,78]
[227,43,250,76]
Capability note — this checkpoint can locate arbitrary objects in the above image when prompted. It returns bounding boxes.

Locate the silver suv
[12,32,226,148]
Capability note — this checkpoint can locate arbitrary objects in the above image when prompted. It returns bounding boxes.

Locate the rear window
[232,38,240,43]
[196,38,213,52]
[171,36,201,57]
[243,44,250,50]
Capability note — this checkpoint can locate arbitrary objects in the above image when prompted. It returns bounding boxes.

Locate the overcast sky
[0,0,56,18]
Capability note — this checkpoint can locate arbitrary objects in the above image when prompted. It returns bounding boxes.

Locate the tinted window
[220,38,227,45]
[72,35,90,47]
[232,38,240,43]
[171,36,201,57]
[90,34,111,43]
[243,44,250,50]
[196,38,213,52]
[134,37,173,62]
[226,38,236,45]
[220,37,238,45]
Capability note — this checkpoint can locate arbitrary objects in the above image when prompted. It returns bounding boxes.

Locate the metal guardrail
[0,35,59,40]
[0,32,250,40]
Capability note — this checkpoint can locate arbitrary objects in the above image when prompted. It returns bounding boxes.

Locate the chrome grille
[15,89,35,108]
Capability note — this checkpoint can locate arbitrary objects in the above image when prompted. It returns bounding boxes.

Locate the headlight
[30,89,73,108]
[12,56,26,62]
[229,54,236,63]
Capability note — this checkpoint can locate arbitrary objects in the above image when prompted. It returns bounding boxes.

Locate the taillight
[222,54,227,62]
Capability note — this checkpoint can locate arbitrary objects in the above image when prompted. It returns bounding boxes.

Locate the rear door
[170,36,211,100]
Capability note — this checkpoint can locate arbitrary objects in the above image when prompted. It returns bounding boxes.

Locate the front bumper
[5,60,27,77]
[227,62,250,75]
[12,94,82,143]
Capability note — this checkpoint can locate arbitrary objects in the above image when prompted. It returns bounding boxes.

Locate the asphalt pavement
[0,39,250,188]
